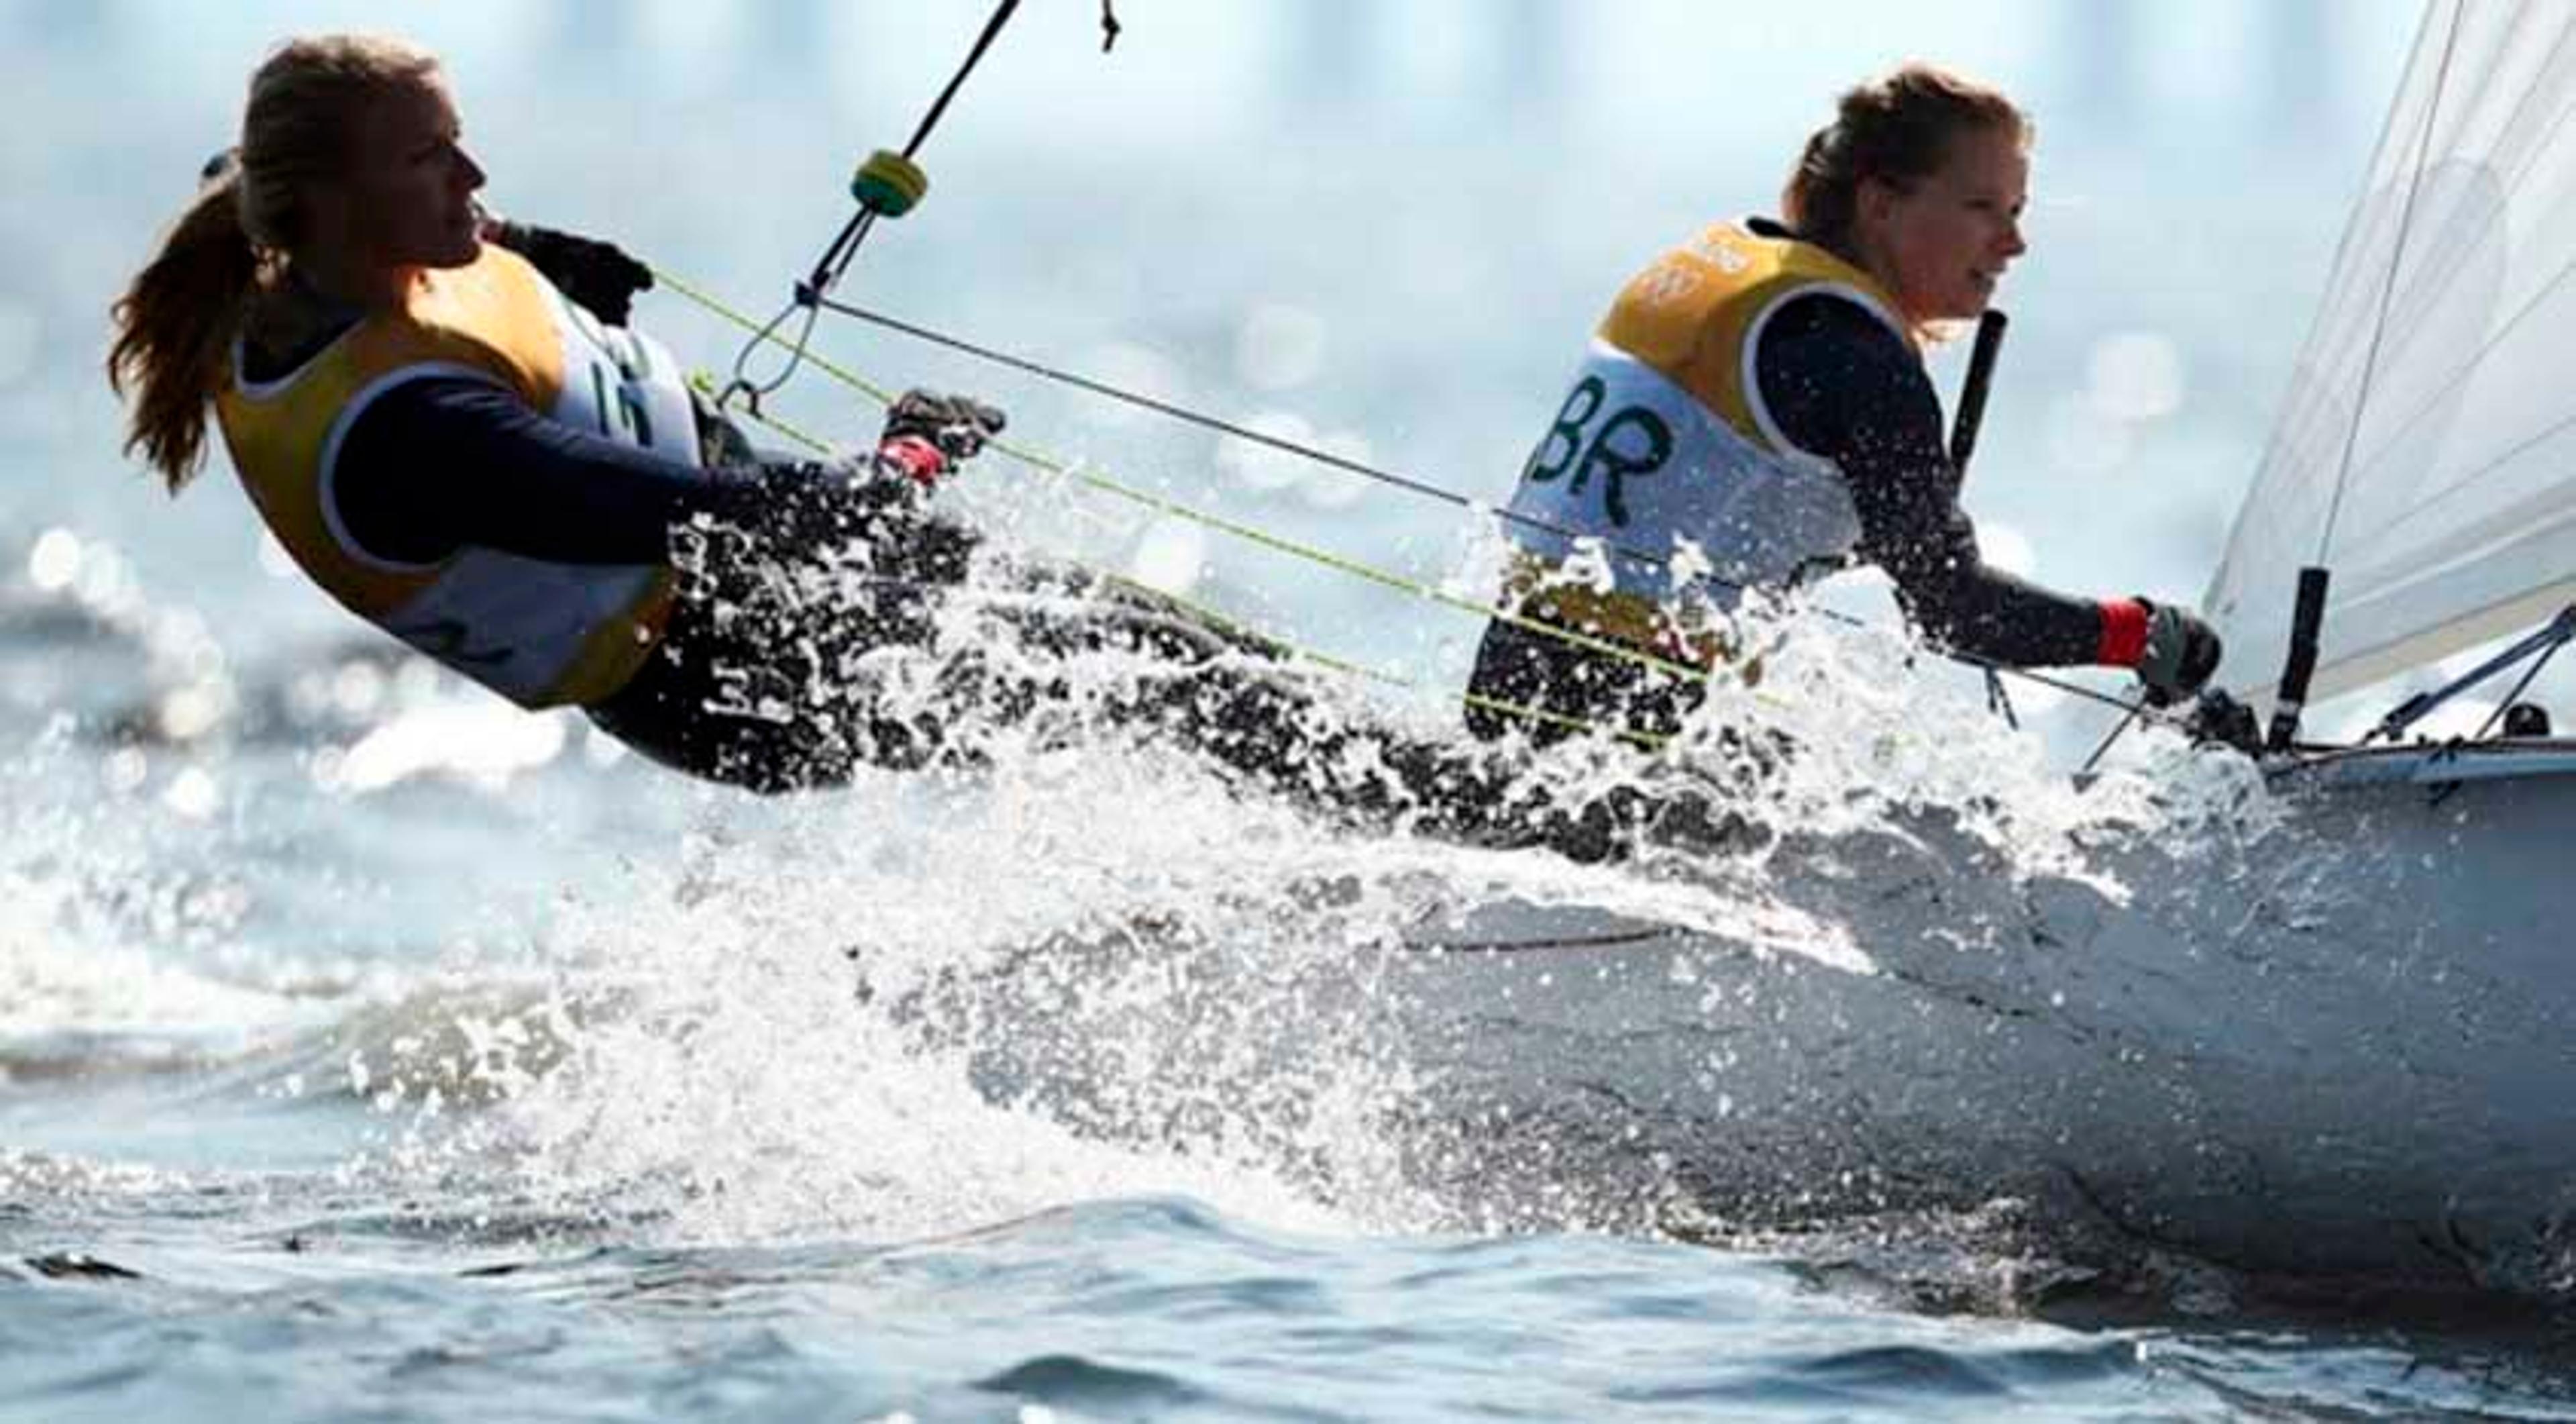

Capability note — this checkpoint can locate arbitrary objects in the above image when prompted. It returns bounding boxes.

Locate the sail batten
[2206,0,2576,715]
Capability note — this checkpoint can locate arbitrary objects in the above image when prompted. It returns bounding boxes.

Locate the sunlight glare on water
[15,3,2576,1421]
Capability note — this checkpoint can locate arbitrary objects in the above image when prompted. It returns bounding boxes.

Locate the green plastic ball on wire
[851,150,930,217]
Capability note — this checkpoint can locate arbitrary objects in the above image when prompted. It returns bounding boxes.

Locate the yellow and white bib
[1500,222,1912,656]
[215,246,702,709]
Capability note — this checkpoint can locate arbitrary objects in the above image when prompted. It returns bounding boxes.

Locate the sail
[2204,0,2576,713]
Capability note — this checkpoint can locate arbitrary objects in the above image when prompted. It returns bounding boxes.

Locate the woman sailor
[1468,62,2224,742]
[109,34,1642,849]
[101,32,1097,794]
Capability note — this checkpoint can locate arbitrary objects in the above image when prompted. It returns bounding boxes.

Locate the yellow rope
[661,266,1721,750]
[692,367,1673,740]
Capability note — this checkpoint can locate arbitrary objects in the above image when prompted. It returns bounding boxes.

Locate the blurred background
[7,0,2424,762]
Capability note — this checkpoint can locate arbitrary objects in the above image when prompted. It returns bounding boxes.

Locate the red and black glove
[873,389,1007,489]
[2099,597,2222,705]
[870,434,951,489]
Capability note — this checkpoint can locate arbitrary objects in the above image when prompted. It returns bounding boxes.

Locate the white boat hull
[1390,741,2576,1284]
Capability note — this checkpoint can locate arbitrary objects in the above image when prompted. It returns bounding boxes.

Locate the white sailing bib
[1503,340,1862,611]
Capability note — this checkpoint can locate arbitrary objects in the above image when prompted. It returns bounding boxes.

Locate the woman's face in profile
[1861,123,2029,326]
[327,75,488,274]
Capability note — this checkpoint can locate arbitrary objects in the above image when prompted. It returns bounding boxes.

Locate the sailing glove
[484,219,654,326]
[729,458,979,584]
[2133,600,2223,705]
[876,390,1008,488]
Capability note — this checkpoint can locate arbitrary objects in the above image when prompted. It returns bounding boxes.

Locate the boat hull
[1391,742,2576,1284]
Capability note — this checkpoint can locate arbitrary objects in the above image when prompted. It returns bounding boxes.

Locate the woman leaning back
[1468,62,2224,744]
[107,34,1698,856]
[103,33,1054,793]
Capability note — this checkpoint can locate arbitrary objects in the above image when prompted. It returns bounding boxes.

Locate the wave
[29,530,2555,1303]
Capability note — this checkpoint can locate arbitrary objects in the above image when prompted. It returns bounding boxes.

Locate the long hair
[1782,62,2028,263]
[107,34,442,492]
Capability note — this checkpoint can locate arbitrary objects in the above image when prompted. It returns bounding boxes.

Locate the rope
[811,293,1688,575]
[794,291,2155,717]
[666,268,1701,665]
[684,370,1680,753]
[656,266,2155,733]
[717,1,1032,419]
[639,0,2192,777]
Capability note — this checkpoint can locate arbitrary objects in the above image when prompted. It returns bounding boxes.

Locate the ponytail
[106,32,443,495]
[107,164,264,492]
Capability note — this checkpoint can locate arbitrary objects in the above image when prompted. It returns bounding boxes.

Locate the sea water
[8,604,2576,1421]
[15,3,2576,1419]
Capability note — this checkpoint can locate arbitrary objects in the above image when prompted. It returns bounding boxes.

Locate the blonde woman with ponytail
[106,36,1621,852]
[106,35,1039,794]
[1469,62,2223,745]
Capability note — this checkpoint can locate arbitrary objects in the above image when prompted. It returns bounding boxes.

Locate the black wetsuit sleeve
[1756,295,2106,668]
[333,375,753,566]
[332,374,973,582]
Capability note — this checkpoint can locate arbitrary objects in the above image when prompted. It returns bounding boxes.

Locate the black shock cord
[720,0,1058,415]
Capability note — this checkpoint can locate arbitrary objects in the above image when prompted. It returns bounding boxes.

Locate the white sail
[2205,0,2576,713]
